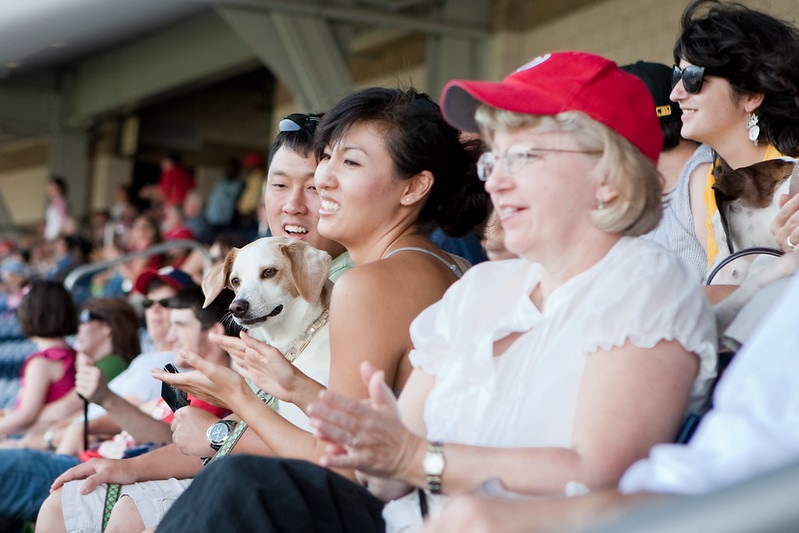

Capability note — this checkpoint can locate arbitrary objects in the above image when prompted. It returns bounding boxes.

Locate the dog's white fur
[202,237,333,432]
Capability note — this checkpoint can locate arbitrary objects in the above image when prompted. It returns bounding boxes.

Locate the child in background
[0,281,77,438]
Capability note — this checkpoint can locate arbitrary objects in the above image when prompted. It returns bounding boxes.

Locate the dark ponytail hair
[313,87,491,236]
[674,0,799,156]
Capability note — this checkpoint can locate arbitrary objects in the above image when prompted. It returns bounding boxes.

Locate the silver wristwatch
[206,419,237,451]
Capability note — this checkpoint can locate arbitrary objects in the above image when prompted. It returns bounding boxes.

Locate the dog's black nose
[229,300,249,317]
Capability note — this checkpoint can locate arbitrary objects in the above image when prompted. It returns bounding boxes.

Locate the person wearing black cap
[150,51,716,533]
[621,61,713,281]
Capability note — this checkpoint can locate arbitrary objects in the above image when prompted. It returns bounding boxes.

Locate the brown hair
[18,281,78,338]
[82,298,141,363]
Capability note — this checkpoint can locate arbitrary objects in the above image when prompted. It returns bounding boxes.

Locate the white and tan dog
[202,236,332,348]
[201,237,333,422]
[708,157,796,284]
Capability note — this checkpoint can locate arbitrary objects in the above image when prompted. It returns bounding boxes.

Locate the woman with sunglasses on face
[151,54,716,533]
[23,298,144,434]
[670,0,799,293]
[46,298,142,431]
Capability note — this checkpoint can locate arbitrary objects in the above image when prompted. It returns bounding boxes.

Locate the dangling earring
[746,112,760,147]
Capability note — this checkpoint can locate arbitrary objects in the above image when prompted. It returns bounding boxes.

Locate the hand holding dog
[153,351,248,411]
[209,331,248,362]
[309,361,422,480]
[210,330,312,407]
[239,330,310,405]
[772,192,799,252]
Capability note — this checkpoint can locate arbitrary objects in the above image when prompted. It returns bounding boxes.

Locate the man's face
[264,146,345,258]
[144,285,177,349]
[166,308,210,367]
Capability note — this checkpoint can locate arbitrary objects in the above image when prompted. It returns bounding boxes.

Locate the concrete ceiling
[0,0,461,80]
[0,0,498,154]
[0,1,209,79]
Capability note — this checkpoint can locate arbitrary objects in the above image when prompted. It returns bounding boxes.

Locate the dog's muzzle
[230,300,284,326]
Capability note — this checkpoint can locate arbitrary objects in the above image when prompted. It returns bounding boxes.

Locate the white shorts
[63,478,193,532]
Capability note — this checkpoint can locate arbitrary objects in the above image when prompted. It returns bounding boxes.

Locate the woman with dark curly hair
[669,0,799,286]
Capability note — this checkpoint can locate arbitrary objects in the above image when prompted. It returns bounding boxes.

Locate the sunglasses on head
[278,113,321,134]
[79,309,106,324]
[672,64,706,95]
[142,297,171,310]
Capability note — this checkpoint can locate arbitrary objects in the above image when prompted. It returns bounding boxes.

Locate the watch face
[423,452,445,475]
[208,422,230,444]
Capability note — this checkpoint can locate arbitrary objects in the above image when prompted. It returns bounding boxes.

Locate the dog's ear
[201,248,238,308]
[280,242,332,302]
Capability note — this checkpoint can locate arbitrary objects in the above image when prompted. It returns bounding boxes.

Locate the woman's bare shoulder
[334,252,453,303]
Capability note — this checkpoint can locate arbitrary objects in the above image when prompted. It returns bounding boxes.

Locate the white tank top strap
[383,246,467,279]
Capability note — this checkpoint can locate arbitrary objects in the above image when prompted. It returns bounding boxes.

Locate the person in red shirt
[158,152,195,208]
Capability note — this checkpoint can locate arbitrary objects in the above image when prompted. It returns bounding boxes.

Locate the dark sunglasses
[672,65,706,95]
[79,309,106,324]
[142,297,171,310]
[278,113,321,134]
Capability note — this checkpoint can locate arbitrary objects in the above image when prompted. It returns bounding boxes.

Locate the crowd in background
[0,1,798,532]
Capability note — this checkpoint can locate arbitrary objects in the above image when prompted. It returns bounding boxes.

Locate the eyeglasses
[79,309,106,324]
[476,146,601,181]
[278,113,321,133]
[142,297,171,310]
[672,65,706,95]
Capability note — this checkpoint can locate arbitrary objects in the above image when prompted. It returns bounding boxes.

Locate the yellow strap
[704,165,720,267]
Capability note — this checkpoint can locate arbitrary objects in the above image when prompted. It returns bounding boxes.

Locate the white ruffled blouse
[383,236,717,532]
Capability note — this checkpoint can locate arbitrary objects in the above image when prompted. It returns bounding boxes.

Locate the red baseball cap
[440,51,663,163]
[133,266,196,294]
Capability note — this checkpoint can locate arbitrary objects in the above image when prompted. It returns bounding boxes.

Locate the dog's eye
[230,277,240,288]
[261,268,277,279]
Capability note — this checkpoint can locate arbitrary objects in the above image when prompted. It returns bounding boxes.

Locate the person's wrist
[289,374,316,410]
[95,389,114,408]
[44,430,57,451]
[396,434,427,485]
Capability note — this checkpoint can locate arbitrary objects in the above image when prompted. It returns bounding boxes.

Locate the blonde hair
[475,107,663,236]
